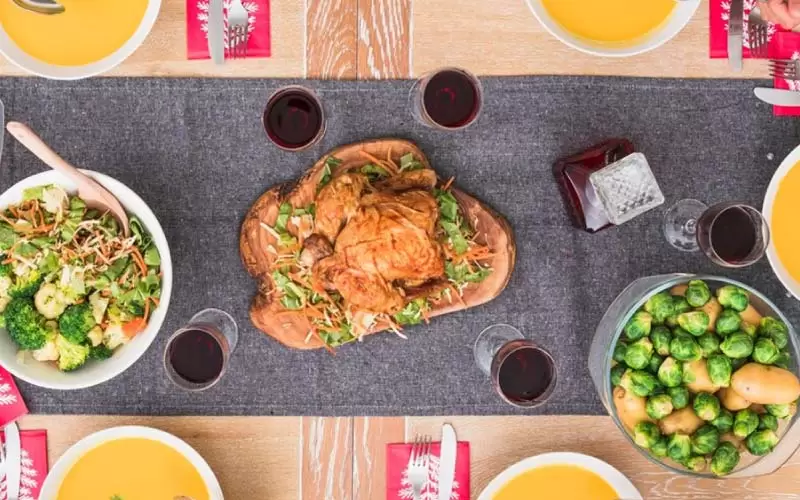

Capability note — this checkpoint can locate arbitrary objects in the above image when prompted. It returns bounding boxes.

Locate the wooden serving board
[239,139,516,349]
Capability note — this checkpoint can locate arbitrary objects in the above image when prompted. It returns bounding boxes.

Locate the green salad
[0,184,161,371]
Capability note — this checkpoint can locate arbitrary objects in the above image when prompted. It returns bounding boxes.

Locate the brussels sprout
[686,280,712,308]
[667,433,692,462]
[651,326,672,356]
[741,322,757,337]
[745,429,779,456]
[670,335,702,362]
[611,364,627,387]
[691,424,721,455]
[715,309,742,336]
[684,455,708,473]
[645,292,676,325]
[634,421,662,449]
[667,298,692,327]
[668,386,690,409]
[650,436,669,457]
[624,370,660,397]
[658,357,683,388]
[624,337,653,370]
[694,392,722,421]
[773,351,791,370]
[733,409,760,438]
[648,353,664,375]
[717,285,749,312]
[624,311,653,341]
[711,442,740,476]
[758,413,779,432]
[711,409,734,433]
[720,333,754,359]
[758,317,789,350]
[613,343,627,363]
[698,333,721,357]
[731,357,748,371]
[752,337,780,365]
[678,311,710,337]
[706,354,732,387]
[646,394,674,420]
[766,403,795,419]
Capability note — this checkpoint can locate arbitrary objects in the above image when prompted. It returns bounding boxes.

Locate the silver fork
[407,435,431,500]
[769,59,800,80]
[227,0,249,59]
[748,8,770,59]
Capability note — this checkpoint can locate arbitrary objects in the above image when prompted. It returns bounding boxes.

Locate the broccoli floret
[0,264,12,278]
[89,344,113,360]
[4,298,47,350]
[9,270,43,298]
[55,335,89,371]
[58,303,96,345]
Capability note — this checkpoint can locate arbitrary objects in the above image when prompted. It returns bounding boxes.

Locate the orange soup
[772,161,800,284]
[492,464,618,500]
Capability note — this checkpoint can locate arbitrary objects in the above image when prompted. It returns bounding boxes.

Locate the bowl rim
[38,425,224,499]
[763,143,800,300]
[524,0,701,58]
[0,0,161,80]
[603,274,800,478]
[476,451,642,499]
[0,169,172,389]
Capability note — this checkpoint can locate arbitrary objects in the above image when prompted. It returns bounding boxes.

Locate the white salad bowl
[0,0,160,80]
[39,426,224,499]
[525,0,700,57]
[763,143,800,300]
[0,170,172,390]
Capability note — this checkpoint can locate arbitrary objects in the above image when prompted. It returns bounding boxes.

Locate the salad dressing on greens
[0,184,161,371]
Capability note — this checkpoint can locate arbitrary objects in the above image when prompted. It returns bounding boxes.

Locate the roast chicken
[308,170,445,314]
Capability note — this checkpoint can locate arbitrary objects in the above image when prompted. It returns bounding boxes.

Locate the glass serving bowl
[589,273,800,478]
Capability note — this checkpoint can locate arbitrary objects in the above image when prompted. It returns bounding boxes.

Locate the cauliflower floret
[41,186,69,214]
[32,338,59,361]
[0,275,13,313]
[103,323,129,350]
[87,325,104,347]
[89,292,109,324]
[34,283,68,319]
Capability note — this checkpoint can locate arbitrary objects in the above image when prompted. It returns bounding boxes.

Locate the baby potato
[614,386,652,432]
[718,387,751,411]
[739,304,763,327]
[699,298,723,332]
[684,359,722,393]
[659,407,704,435]
[670,284,688,296]
[731,363,800,405]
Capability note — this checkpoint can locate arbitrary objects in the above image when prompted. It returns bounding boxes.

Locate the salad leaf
[0,224,18,250]
[129,216,151,249]
[446,261,491,286]
[38,251,59,275]
[273,270,307,309]
[394,298,429,326]
[400,153,424,172]
[436,189,460,223]
[105,257,129,281]
[14,242,38,258]
[319,322,355,347]
[361,164,390,181]
[439,220,469,254]
[22,186,45,201]
[275,203,292,232]
[144,246,160,267]
[319,156,342,189]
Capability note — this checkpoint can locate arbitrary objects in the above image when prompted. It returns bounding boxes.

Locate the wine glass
[409,67,483,130]
[663,199,770,267]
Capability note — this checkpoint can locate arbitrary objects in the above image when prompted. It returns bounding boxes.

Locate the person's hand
[760,0,800,30]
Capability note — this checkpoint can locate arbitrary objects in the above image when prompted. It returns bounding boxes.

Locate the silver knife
[729,0,743,71]
[207,0,224,64]
[754,87,800,106]
[4,422,20,500]
[438,424,457,500]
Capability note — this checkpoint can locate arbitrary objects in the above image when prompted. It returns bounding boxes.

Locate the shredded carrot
[449,284,467,307]
[130,247,148,276]
[150,297,160,306]
[359,151,399,175]
[1,258,12,265]
[442,176,455,191]
[122,317,147,338]
[314,329,336,355]
[386,147,399,171]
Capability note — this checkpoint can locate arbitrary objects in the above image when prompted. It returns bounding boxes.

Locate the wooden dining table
[4,0,800,498]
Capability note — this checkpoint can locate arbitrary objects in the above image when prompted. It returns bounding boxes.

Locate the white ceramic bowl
[477,452,641,500]
[40,426,224,499]
[0,170,172,389]
[763,143,800,300]
[0,0,160,79]
[525,0,700,57]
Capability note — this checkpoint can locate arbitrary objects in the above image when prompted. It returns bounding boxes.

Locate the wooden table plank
[353,417,406,500]
[357,0,411,79]
[411,0,768,79]
[19,415,300,500]
[300,416,353,500]
[307,0,358,79]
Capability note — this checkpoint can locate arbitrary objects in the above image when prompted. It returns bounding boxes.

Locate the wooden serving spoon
[6,121,130,237]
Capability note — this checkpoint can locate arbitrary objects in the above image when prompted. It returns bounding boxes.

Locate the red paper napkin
[387,442,470,500]
[0,367,27,428]
[0,430,48,500]
[769,32,800,116]
[186,0,271,59]
[710,0,780,58]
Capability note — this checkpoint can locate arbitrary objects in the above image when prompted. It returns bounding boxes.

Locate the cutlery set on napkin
[186,0,271,63]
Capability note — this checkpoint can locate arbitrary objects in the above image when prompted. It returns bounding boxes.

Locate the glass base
[663,199,707,252]
[473,324,524,376]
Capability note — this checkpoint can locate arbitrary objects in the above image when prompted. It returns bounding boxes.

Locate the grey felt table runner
[1,76,799,416]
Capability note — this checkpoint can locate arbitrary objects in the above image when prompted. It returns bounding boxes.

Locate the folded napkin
[0,367,27,428]
[386,441,469,500]
[710,0,779,59]
[187,0,271,59]
[0,430,48,500]
[770,32,800,116]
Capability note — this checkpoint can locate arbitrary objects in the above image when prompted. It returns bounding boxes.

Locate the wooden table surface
[6,0,796,498]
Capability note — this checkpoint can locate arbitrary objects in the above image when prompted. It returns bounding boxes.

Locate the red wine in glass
[263,86,325,151]
[414,68,482,129]
[696,203,769,267]
[491,340,557,407]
